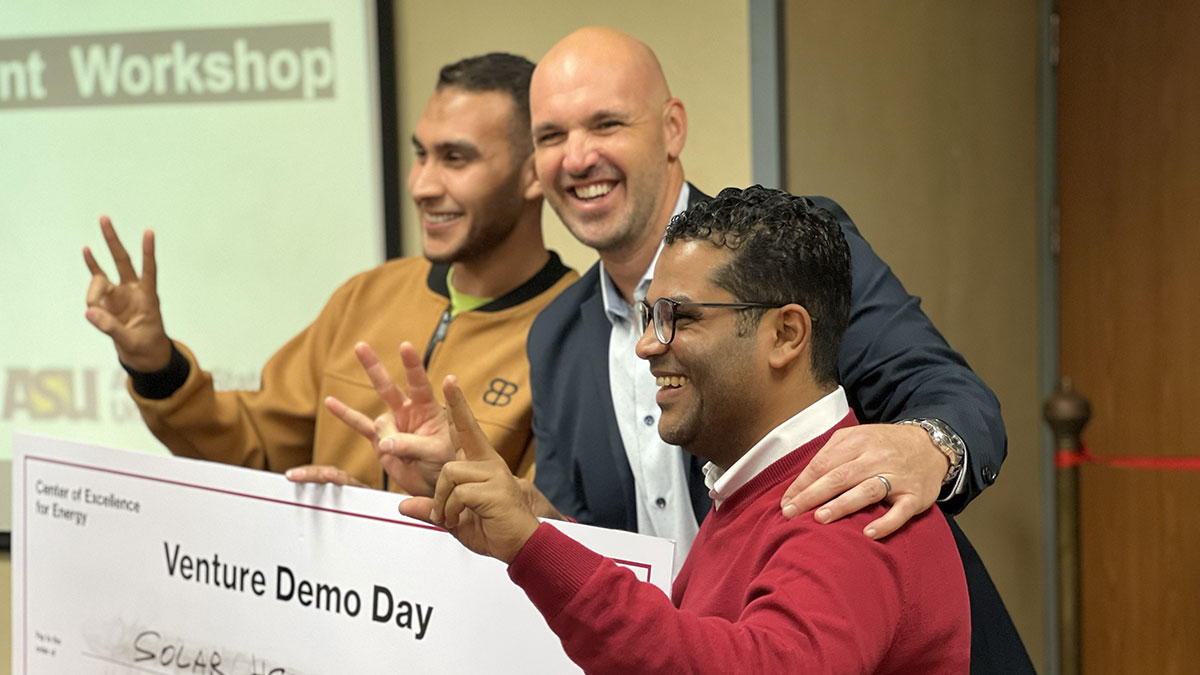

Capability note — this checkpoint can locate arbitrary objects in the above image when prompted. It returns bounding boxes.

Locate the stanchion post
[1044,377,1090,675]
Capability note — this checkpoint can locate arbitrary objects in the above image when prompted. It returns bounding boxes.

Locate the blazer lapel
[578,286,638,527]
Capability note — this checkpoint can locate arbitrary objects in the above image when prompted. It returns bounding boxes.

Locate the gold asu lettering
[2,368,98,420]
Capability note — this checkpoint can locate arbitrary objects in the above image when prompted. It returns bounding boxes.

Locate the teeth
[574,183,614,200]
[656,376,689,388]
[425,213,461,224]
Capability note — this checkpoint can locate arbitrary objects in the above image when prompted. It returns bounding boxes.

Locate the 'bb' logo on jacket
[482,378,518,406]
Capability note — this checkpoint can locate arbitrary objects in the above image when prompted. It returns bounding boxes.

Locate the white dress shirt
[600,183,697,577]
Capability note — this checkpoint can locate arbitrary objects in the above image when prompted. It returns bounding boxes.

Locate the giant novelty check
[11,433,675,674]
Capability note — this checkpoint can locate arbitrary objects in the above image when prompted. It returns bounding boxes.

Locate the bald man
[525,27,1032,673]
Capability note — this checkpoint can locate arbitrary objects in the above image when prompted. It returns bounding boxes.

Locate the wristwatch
[897,418,966,486]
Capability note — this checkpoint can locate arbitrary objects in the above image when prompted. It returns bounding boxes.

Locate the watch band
[897,418,966,486]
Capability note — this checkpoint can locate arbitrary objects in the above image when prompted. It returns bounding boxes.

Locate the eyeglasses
[637,297,782,345]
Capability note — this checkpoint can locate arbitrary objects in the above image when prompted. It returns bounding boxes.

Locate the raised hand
[779,423,948,540]
[83,216,173,372]
[324,341,452,496]
[399,375,539,564]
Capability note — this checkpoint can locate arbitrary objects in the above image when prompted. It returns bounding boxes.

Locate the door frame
[1038,1,1062,674]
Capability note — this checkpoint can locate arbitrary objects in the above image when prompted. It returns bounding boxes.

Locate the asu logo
[482,378,518,407]
[2,368,98,420]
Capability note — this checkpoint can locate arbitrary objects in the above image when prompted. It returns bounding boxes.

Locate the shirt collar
[599,183,691,324]
[703,386,850,508]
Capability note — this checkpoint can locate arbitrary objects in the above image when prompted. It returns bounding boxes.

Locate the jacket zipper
[383,306,453,493]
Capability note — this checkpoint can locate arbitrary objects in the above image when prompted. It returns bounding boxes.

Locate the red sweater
[508,413,970,674]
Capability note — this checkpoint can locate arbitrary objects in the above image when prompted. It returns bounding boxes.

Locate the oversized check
[11,433,675,674]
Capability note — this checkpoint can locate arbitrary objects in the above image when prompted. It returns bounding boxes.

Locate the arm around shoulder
[811,196,1007,510]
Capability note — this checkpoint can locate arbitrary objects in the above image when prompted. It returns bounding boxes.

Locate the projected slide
[0,2,388,462]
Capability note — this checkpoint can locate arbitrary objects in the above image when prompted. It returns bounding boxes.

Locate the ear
[663,98,688,160]
[766,303,812,371]
[519,152,542,201]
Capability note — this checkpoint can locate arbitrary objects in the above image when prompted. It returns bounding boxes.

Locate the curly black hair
[665,185,851,385]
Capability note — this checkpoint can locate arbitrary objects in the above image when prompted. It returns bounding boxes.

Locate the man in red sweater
[402,186,970,673]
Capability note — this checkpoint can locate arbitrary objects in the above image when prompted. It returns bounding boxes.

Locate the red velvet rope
[1055,442,1200,471]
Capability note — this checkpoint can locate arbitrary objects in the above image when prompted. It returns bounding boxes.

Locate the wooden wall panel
[1058,1,1200,672]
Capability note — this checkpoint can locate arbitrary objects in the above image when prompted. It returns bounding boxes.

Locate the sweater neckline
[714,411,858,516]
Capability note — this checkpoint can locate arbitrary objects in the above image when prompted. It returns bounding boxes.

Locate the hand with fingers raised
[399,375,539,564]
[323,341,453,497]
[83,216,173,373]
[778,423,948,540]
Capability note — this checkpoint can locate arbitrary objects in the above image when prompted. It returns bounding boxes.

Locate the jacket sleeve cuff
[122,342,191,400]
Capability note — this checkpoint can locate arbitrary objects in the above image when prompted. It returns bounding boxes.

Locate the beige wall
[784,0,1045,668]
[394,0,754,272]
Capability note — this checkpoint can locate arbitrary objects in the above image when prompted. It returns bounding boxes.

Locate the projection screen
[0,1,394,479]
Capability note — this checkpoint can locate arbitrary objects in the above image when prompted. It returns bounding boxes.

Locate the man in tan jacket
[82,53,576,495]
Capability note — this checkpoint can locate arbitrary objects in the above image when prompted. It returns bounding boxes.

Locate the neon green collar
[446,268,494,317]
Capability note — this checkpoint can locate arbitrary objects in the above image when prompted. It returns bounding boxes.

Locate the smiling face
[635,240,767,463]
[529,29,685,258]
[408,87,530,264]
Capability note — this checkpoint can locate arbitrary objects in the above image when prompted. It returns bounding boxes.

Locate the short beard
[423,161,525,265]
[424,217,515,265]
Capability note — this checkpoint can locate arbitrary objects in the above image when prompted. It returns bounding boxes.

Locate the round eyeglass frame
[637,297,783,345]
